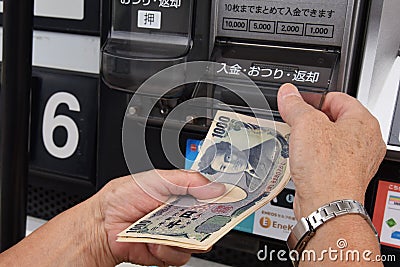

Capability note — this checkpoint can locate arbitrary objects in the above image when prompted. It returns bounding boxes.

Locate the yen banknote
[117,110,291,250]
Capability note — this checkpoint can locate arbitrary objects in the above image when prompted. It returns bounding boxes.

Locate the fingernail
[279,83,301,100]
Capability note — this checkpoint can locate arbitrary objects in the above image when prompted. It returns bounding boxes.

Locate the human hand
[90,169,225,266]
[277,83,386,219]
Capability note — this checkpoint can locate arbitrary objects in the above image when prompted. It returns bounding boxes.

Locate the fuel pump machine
[98,0,383,266]
[3,0,399,266]
[99,0,369,174]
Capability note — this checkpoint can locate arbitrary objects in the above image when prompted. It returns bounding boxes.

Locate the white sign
[252,180,296,241]
[137,10,162,29]
[0,0,84,20]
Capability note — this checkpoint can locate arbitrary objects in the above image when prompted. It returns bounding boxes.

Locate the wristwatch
[286,199,379,267]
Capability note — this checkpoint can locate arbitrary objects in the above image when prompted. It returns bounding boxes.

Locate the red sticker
[190,143,197,151]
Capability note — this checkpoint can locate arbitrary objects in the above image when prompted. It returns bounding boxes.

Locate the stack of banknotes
[117,110,291,250]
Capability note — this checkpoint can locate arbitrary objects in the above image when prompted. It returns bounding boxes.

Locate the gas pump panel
[98,0,214,181]
[1,0,396,265]
[102,0,208,94]
[98,1,371,266]
[99,0,369,178]
[209,0,367,109]
[101,0,367,100]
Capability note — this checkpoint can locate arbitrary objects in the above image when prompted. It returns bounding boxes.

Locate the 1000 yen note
[117,110,291,250]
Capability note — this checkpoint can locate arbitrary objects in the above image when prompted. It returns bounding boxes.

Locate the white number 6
[42,92,80,159]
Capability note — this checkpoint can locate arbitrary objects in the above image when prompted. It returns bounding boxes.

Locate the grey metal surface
[211,0,366,96]
[388,83,400,146]
[357,0,400,148]
[216,0,349,47]
[358,0,400,105]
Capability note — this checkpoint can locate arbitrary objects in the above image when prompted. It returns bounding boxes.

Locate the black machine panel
[27,68,98,220]
[101,0,207,93]
[98,0,214,186]
[30,68,98,182]
[113,0,192,35]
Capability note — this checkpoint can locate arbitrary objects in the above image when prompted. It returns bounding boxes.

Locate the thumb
[154,170,226,200]
[134,170,226,203]
[277,83,317,126]
[185,172,227,200]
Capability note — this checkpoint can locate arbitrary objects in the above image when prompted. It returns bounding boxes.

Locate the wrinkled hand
[277,83,386,219]
[91,169,225,266]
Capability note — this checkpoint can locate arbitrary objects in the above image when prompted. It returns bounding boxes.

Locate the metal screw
[186,115,195,123]
[128,106,137,115]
